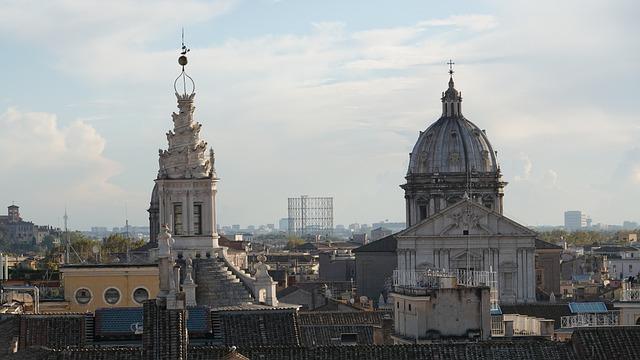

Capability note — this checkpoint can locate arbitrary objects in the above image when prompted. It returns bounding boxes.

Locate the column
[405,198,411,228]
[516,249,523,302]
[527,249,535,302]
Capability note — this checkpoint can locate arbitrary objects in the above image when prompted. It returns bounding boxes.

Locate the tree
[102,234,145,254]
[286,236,305,250]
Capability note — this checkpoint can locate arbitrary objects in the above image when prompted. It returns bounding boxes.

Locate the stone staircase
[194,257,254,307]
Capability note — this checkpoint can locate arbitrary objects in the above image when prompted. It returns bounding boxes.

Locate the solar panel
[568,302,608,314]
[95,307,143,335]
[95,306,212,336]
[186,306,211,333]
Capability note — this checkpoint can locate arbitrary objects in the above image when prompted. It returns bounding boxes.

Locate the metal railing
[491,315,505,336]
[393,268,499,308]
[393,269,496,288]
[560,311,620,328]
[622,288,640,302]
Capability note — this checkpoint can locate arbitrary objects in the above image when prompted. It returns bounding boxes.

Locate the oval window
[75,288,92,304]
[133,288,149,304]
[104,288,121,305]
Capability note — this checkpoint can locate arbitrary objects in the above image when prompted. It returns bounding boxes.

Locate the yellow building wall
[61,265,159,313]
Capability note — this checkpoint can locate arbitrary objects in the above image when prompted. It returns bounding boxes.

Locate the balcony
[560,311,620,328]
[622,288,640,302]
[392,268,498,308]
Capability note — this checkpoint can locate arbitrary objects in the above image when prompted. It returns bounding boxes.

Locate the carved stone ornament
[157,93,212,180]
[449,206,481,229]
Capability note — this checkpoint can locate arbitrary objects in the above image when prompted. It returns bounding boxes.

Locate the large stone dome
[401,72,506,227]
[408,77,497,175]
[408,116,498,175]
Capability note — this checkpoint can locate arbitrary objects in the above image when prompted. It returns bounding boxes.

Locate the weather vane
[181,27,190,57]
[175,27,195,96]
[447,59,455,76]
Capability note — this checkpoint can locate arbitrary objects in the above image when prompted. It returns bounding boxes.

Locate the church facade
[396,199,536,304]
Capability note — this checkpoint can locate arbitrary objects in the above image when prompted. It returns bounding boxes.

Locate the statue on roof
[158,224,175,258]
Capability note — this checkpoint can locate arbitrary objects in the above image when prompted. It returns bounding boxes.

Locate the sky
[0,0,638,230]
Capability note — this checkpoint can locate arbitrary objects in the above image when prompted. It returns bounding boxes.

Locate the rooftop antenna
[125,203,131,263]
[63,206,83,264]
[125,203,130,240]
[64,206,69,264]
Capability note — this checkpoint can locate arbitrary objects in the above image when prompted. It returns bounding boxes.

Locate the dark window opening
[419,205,427,221]
[193,204,202,235]
[173,203,183,235]
[463,230,469,235]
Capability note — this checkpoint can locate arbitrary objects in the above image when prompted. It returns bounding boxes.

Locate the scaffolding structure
[287,196,333,237]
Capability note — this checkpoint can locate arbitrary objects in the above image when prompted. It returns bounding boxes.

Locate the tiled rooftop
[216,309,300,347]
[297,311,391,346]
[572,326,640,360]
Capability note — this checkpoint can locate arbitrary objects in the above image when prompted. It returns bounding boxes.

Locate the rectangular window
[194,204,202,235]
[504,273,513,292]
[173,203,183,235]
[419,205,427,221]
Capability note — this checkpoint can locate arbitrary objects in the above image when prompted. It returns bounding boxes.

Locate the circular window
[104,288,121,305]
[75,288,92,304]
[133,287,149,304]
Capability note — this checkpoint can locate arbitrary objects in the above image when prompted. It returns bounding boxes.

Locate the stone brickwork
[143,300,188,360]
[195,258,253,307]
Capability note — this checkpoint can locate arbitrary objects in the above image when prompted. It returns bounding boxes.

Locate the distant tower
[149,35,220,258]
[401,62,507,227]
[7,205,20,223]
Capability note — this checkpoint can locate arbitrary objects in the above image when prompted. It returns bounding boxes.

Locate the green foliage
[286,236,305,250]
[538,229,626,246]
[102,234,145,253]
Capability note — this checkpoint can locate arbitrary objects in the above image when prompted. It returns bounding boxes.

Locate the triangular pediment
[398,199,537,238]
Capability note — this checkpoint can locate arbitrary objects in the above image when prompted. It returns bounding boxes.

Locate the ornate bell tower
[152,37,220,258]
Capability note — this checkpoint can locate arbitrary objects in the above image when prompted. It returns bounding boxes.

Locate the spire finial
[447,59,455,77]
[175,28,195,97]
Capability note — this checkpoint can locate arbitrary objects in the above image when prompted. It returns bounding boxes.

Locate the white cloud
[543,170,559,188]
[0,108,125,224]
[513,154,533,181]
[418,15,498,31]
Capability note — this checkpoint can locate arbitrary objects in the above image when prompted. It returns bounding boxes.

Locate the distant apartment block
[564,211,591,231]
[279,218,289,231]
